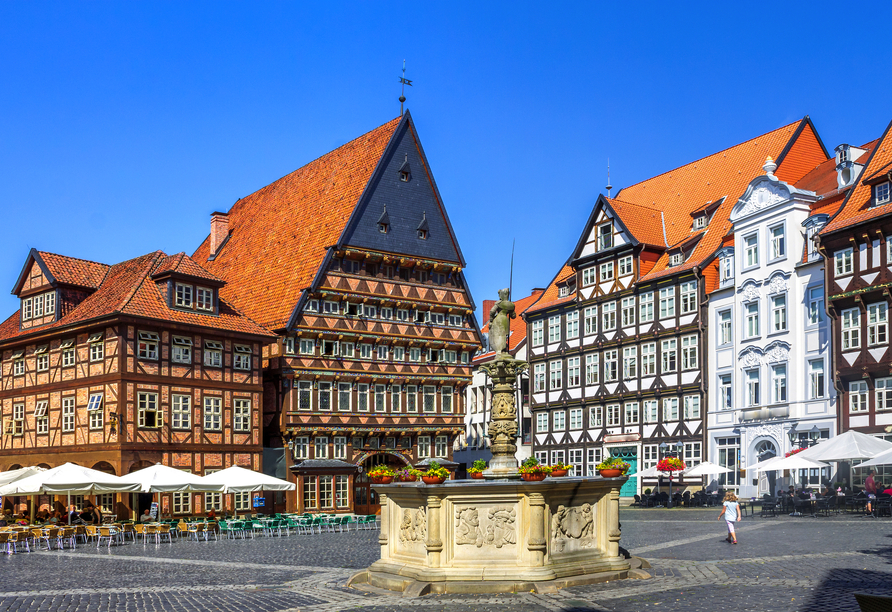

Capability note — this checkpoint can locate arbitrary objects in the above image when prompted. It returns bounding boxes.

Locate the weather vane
[399,60,412,116]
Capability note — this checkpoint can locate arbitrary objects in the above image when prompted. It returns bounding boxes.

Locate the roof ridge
[37,250,109,267]
[118,251,166,314]
[608,196,662,212]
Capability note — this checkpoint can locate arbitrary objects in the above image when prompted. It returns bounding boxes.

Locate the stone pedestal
[349,476,633,595]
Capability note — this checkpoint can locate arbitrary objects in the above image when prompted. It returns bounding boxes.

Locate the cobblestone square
[2,509,891,612]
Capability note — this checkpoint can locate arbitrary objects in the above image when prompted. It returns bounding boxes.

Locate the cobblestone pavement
[1,509,891,611]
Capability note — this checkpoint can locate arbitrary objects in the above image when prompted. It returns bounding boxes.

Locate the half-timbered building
[524,117,829,498]
[0,249,274,518]
[817,118,892,489]
[192,112,483,514]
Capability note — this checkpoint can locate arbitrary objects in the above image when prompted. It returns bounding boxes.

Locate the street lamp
[787,423,800,448]
[809,426,821,445]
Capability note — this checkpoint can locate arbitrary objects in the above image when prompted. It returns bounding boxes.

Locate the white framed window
[137,331,159,360]
[771,294,787,332]
[568,448,583,475]
[62,344,75,367]
[360,343,373,359]
[587,447,603,475]
[599,262,614,282]
[582,267,597,287]
[662,397,679,421]
[204,469,222,512]
[233,345,252,370]
[396,308,409,321]
[585,353,599,385]
[536,412,548,433]
[175,283,193,307]
[584,307,597,335]
[684,442,702,468]
[203,340,223,367]
[172,336,192,363]
[640,292,654,323]
[315,436,329,459]
[876,182,891,205]
[389,346,402,361]
[807,287,824,325]
[597,222,613,251]
[835,248,853,276]
[234,398,251,431]
[566,311,579,339]
[418,435,431,458]
[618,256,633,276]
[681,335,697,370]
[408,347,420,362]
[849,381,868,413]
[553,410,566,430]
[809,359,825,399]
[769,224,785,260]
[376,345,388,360]
[441,387,453,414]
[423,386,436,413]
[293,436,309,459]
[604,349,618,382]
[12,403,24,436]
[621,297,635,327]
[641,343,656,375]
[405,385,417,413]
[841,308,861,350]
[602,301,616,331]
[363,304,377,319]
[13,358,24,376]
[321,300,339,314]
[203,396,222,430]
[680,281,697,314]
[771,364,787,403]
[721,255,733,282]
[336,382,351,412]
[62,397,75,432]
[719,310,732,345]
[196,287,214,311]
[172,394,191,429]
[532,320,544,346]
[659,287,675,319]
[643,400,658,424]
[172,491,191,515]
[551,450,565,466]
[305,299,319,313]
[745,369,760,407]
[569,407,583,430]
[35,402,48,434]
[744,234,758,268]
[590,405,602,427]
[21,297,33,320]
[567,357,580,387]
[318,475,333,508]
[549,360,563,390]
[719,374,732,409]
[877,378,892,411]
[299,339,315,355]
[683,396,701,421]
[605,404,620,426]
[669,252,684,266]
[374,384,386,412]
[298,381,312,411]
[624,401,639,425]
[430,312,445,325]
[868,303,888,346]
[622,346,636,380]
[137,392,162,428]
[548,316,561,343]
[389,384,401,413]
[745,302,760,339]
[333,436,347,459]
[534,363,546,392]
[90,337,104,362]
[36,353,48,372]
[643,444,658,469]
[661,338,677,373]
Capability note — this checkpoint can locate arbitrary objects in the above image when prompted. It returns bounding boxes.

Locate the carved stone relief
[763,344,790,364]
[455,506,517,549]
[739,281,761,302]
[551,503,595,552]
[740,348,762,368]
[398,508,426,543]
[739,182,787,217]
[766,274,788,295]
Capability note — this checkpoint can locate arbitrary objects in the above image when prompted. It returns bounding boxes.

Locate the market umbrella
[626,465,665,478]
[753,455,828,473]
[199,465,295,493]
[854,447,892,469]
[0,462,142,496]
[684,461,732,477]
[0,466,45,487]
[796,430,892,463]
[119,463,225,493]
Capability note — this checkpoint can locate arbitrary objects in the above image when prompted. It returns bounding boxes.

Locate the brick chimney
[531,287,546,297]
[482,300,496,317]
[210,212,229,258]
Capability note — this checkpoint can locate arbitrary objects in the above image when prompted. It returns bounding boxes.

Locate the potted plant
[367,465,395,484]
[468,460,487,480]
[656,457,686,473]
[550,461,571,477]
[421,461,449,485]
[518,457,552,481]
[597,457,631,478]
[396,468,422,482]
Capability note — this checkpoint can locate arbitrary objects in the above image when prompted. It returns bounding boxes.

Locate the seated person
[15,512,29,526]
[206,509,216,520]
[139,509,154,523]
[80,505,96,523]
[47,511,62,524]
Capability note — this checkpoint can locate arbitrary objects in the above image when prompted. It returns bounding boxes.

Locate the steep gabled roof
[524,263,575,316]
[152,252,224,284]
[12,250,110,295]
[822,120,892,234]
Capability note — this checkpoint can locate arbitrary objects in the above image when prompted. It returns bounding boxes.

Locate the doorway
[353,453,405,515]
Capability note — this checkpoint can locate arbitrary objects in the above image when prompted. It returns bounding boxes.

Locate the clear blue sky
[2,2,891,321]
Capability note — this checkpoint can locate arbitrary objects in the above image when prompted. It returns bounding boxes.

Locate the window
[35,400,48,434]
[584,307,597,335]
[534,363,546,391]
[536,412,548,433]
[835,248,853,276]
[319,476,333,508]
[172,395,191,429]
[90,337,104,361]
[374,384,386,412]
[641,343,656,375]
[553,410,566,430]
[569,407,583,430]
[549,360,563,390]
[680,281,697,314]
[298,339,314,355]
[532,320,544,346]
[172,336,192,363]
[868,303,888,346]
[406,385,417,413]
[12,403,24,436]
[769,224,785,260]
[587,447,604,476]
[36,353,48,372]
[203,396,222,430]
[62,345,75,367]
[136,331,159,360]
[233,345,252,370]
[807,287,824,325]
[604,349,618,382]
[771,295,787,332]
[661,338,677,373]
[423,386,436,413]
[315,436,329,459]
[745,302,760,338]
[566,311,579,339]
[744,234,758,268]
[600,262,614,282]
[333,436,347,459]
[322,300,338,314]
[681,335,697,370]
[441,387,453,413]
[721,255,733,282]
[203,341,222,367]
[684,442,702,468]
[659,287,675,319]
[548,316,561,343]
[841,308,861,350]
[336,383,351,412]
[418,435,431,458]
[376,345,388,360]
[850,381,868,413]
[14,357,24,376]
[590,405,602,427]
[62,397,75,432]
[718,310,732,345]
[719,374,732,410]
[624,401,639,425]
[298,381,312,411]
[669,253,684,266]
[663,397,679,421]
[204,469,222,512]
[448,314,462,327]
[138,392,161,428]
[622,347,636,380]
[876,182,891,205]
[877,378,892,411]
[363,304,377,319]
[303,477,317,509]
[585,353,599,385]
[568,448,583,476]
[196,287,214,311]
[639,291,654,323]
[643,444,658,470]
[745,369,760,407]
[602,301,616,331]
[21,297,33,320]
[409,347,421,362]
[597,223,613,251]
[234,398,251,431]
[391,346,404,361]
[567,357,580,387]
[335,476,348,507]
[360,344,373,359]
[175,283,193,307]
[582,267,597,286]
[172,490,191,515]
[771,365,787,403]
[293,436,309,459]
[604,404,619,426]
[619,256,633,276]
[809,359,825,399]
[284,337,295,354]
[643,400,658,423]
[621,297,635,327]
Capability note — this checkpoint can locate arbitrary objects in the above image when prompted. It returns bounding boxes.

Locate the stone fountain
[348,290,647,595]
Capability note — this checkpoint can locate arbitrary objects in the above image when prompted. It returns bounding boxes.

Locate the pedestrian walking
[717,491,740,544]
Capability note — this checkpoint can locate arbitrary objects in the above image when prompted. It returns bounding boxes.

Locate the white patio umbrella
[200,465,295,493]
[118,463,225,493]
[745,455,782,473]
[627,465,664,478]
[857,447,892,469]
[0,466,45,487]
[796,430,892,463]
[753,454,828,473]
[684,461,732,477]
[0,462,141,496]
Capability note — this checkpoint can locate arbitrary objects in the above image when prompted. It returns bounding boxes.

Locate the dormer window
[196,287,214,311]
[399,154,411,182]
[400,170,410,182]
[693,216,707,230]
[876,182,891,206]
[418,229,427,240]
[174,282,215,313]
[417,212,429,240]
[597,223,613,251]
[175,283,193,308]
[669,253,684,266]
[20,291,55,322]
[379,222,388,233]
[377,205,390,234]
[559,286,570,298]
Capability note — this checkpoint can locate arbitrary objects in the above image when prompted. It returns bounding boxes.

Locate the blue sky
[2,2,891,320]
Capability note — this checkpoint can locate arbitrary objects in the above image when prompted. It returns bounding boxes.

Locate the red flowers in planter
[656,457,686,472]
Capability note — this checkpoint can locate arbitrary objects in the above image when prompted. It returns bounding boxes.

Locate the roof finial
[606,158,613,197]
[399,60,412,116]
[763,155,777,178]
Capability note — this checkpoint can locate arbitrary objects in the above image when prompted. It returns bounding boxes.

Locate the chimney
[210,212,229,258]
[482,300,496,316]
[531,287,546,297]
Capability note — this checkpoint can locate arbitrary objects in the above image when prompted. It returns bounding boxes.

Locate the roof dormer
[834,143,868,189]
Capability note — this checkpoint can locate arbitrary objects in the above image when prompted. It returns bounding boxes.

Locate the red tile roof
[0,251,273,343]
[152,252,224,284]
[37,251,109,289]
[607,198,667,247]
[524,264,576,315]
[823,122,892,234]
[192,117,403,330]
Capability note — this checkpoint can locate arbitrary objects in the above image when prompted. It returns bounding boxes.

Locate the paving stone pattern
[1,509,890,612]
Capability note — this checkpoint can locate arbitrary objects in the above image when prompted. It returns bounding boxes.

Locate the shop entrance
[353,453,406,515]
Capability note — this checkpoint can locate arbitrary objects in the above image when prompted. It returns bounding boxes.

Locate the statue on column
[488,288,516,356]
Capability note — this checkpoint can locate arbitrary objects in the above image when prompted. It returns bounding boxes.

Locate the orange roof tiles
[152,252,224,284]
[606,198,666,247]
[525,264,575,315]
[823,121,892,234]
[193,117,403,330]
[37,251,109,289]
